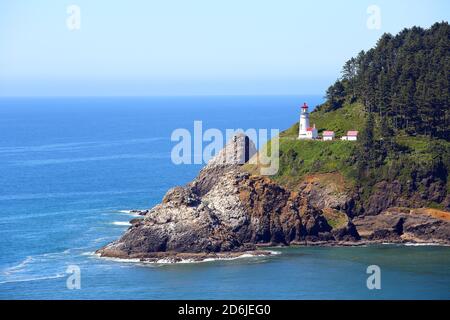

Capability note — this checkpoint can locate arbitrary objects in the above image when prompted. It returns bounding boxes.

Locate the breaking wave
[0,250,71,285]
[111,221,131,226]
[97,250,281,265]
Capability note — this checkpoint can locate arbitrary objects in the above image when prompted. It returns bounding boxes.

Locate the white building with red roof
[341,130,359,141]
[298,103,318,140]
[322,130,335,141]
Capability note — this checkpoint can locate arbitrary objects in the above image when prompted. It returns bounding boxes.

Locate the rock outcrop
[97,135,450,261]
[353,207,450,243]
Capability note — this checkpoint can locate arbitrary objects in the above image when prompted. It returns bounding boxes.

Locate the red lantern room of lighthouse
[301,102,308,113]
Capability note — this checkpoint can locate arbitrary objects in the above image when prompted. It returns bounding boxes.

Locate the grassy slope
[279,102,366,139]
[268,102,365,189]
[272,138,357,189]
[245,102,449,209]
[310,102,366,136]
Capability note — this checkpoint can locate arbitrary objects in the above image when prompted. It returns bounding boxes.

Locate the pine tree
[324,21,450,140]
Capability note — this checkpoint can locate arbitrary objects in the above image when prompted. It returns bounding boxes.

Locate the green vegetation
[270,102,362,188]
[389,135,450,192]
[322,210,348,229]
[280,102,366,139]
[324,22,449,140]
[356,131,450,206]
[310,102,365,137]
[252,22,449,210]
[273,138,357,188]
[256,100,449,200]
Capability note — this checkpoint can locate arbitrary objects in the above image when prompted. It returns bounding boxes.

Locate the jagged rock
[204,133,257,169]
[363,178,448,216]
[353,208,450,243]
[443,195,450,210]
[97,135,450,261]
[298,176,356,215]
[129,209,149,216]
[129,218,144,226]
[331,221,361,241]
[365,181,404,216]
[162,186,200,207]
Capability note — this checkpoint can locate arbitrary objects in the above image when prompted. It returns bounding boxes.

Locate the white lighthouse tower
[298,102,318,140]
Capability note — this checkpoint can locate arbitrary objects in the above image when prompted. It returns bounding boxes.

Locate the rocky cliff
[97,135,450,262]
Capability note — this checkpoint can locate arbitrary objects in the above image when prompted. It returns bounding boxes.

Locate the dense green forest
[322,21,449,140]
[321,22,450,210]
[258,22,450,212]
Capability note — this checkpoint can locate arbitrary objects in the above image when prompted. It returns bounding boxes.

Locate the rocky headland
[97,134,450,262]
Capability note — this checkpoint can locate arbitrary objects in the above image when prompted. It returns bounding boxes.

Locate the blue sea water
[0,96,449,300]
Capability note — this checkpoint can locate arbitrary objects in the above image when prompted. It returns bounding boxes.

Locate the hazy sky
[0,0,449,96]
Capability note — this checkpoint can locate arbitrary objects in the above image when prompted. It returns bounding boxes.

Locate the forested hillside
[323,21,449,140]
[257,22,450,214]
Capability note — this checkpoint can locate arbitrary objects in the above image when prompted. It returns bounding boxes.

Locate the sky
[0,0,449,96]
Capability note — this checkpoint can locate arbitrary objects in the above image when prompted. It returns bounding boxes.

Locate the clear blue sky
[0,0,449,96]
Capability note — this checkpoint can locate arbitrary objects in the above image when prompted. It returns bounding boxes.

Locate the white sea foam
[404,242,449,247]
[97,251,280,265]
[112,221,131,226]
[2,250,71,275]
[0,249,73,285]
[97,255,142,264]
[81,251,96,256]
[2,256,34,275]
[117,210,142,217]
[382,242,449,247]
[0,273,66,284]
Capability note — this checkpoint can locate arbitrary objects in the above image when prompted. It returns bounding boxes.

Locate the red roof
[347,131,359,136]
[301,102,308,109]
[306,127,315,132]
[323,131,335,136]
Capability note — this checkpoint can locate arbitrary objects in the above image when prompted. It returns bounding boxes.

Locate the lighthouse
[298,103,318,140]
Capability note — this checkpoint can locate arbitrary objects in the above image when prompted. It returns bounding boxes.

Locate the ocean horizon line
[0,93,324,99]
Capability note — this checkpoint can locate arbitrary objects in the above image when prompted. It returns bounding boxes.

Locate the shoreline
[95,250,276,264]
[273,239,450,247]
[100,132,449,262]
[95,241,450,265]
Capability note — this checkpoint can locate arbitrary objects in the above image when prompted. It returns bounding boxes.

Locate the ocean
[0,96,449,300]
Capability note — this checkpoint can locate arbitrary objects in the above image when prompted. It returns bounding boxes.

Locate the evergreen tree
[325,80,346,110]
[324,22,450,140]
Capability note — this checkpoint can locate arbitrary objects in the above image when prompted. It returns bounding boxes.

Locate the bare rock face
[297,174,357,217]
[97,135,255,259]
[97,135,450,261]
[331,221,360,242]
[364,181,407,216]
[97,134,359,261]
[363,178,448,216]
[353,208,450,244]
[204,133,257,170]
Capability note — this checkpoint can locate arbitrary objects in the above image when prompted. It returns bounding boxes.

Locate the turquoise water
[0,96,449,300]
